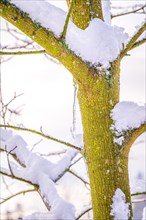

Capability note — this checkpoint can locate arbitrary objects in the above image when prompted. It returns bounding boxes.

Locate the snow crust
[11,0,129,68]
[111,101,146,145]
[0,128,76,219]
[110,188,130,220]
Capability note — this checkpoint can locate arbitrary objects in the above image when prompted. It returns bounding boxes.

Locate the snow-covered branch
[119,22,146,59]
[0,128,76,218]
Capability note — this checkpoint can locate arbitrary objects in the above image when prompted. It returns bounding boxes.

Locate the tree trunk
[77,63,133,220]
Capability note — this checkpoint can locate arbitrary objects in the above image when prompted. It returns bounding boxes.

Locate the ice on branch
[0,128,76,219]
[11,0,129,68]
[110,188,130,220]
[111,102,146,145]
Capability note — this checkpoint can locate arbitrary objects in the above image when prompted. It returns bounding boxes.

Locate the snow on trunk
[110,188,130,220]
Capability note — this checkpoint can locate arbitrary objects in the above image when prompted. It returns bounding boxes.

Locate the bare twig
[68,169,89,186]
[112,4,146,18]
[0,189,36,205]
[132,198,146,203]
[72,82,77,138]
[76,206,92,220]
[131,191,146,196]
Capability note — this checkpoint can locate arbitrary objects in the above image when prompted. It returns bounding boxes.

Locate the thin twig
[68,169,89,185]
[61,0,74,39]
[112,4,146,18]
[131,191,146,196]
[72,82,77,138]
[0,189,36,205]
[76,206,92,220]
[132,198,146,203]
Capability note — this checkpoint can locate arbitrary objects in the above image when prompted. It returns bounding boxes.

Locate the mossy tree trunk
[0,1,145,219]
[76,61,132,219]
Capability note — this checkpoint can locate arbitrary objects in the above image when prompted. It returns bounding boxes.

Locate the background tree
[0,1,146,219]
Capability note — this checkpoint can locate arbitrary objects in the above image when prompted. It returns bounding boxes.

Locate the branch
[123,123,146,154]
[129,38,146,51]
[119,22,146,59]
[0,50,46,55]
[0,189,36,205]
[112,4,146,18]
[0,124,81,151]
[131,191,146,196]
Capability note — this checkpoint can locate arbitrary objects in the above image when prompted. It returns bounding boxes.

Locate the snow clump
[111,101,146,145]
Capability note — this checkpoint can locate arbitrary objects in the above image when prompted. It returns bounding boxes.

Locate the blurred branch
[39,149,67,157]
[132,198,146,203]
[112,4,146,18]
[0,124,81,151]
[0,189,36,205]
